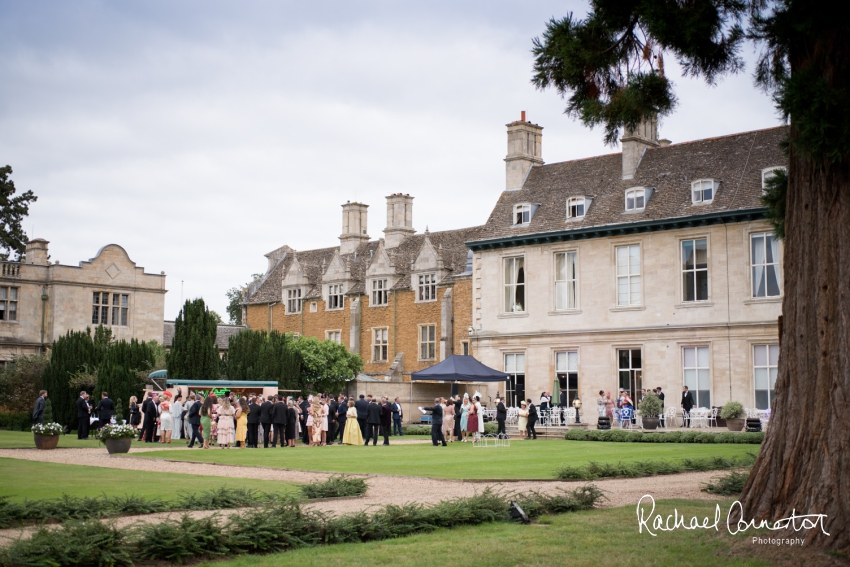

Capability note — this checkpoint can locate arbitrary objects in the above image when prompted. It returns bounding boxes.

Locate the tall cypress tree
[167,298,220,380]
[223,329,301,387]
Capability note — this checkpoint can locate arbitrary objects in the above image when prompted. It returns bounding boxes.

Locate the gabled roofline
[466,208,767,251]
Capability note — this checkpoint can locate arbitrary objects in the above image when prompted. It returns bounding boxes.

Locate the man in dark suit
[421,398,446,446]
[32,390,47,424]
[391,397,403,436]
[379,397,392,445]
[495,396,507,438]
[187,396,203,448]
[259,396,274,448]
[327,395,339,443]
[656,387,666,427]
[355,394,370,438]
[138,393,152,441]
[272,396,287,447]
[526,399,538,439]
[559,390,567,409]
[299,397,310,444]
[247,396,261,448]
[335,394,347,445]
[143,393,159,442]
[365,398,381,446]
[96,392,115,426]
[453,396,462,441]
[76,391,91,439]
[681,386,695,427]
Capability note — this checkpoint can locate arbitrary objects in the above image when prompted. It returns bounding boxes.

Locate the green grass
[0,458,298,503]
[204,499,785,567]
[0,430,104,448]
[132,439,759,479]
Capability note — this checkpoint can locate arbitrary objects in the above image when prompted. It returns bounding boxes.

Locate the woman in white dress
[475,396,484,438]
[159,401,173,444]
[171,395,183,440]
[216,397,236,448]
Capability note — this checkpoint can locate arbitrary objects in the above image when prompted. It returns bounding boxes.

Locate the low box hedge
[564,428,763,444]
[0,412,32,431]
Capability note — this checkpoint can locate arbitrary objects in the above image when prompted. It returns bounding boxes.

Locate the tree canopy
[290,336,362,395]
[166,298,220,380]
[222,329,301,386]
[0,166,38,259]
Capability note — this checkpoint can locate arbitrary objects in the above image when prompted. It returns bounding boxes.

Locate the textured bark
[737,108,850,553]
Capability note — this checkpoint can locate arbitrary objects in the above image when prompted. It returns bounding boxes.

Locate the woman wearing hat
[460,394,471,442]
[518,401,529,438]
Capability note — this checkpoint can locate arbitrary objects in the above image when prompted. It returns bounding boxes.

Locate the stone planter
[104,437,132,454]
[34,434,60,450]
[642,417,660,430]
[726,418,746,432]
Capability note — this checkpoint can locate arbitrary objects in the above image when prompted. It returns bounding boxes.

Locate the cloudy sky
[0,1,781,321]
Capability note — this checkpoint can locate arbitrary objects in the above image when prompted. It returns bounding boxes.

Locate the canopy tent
[410,355,508,383]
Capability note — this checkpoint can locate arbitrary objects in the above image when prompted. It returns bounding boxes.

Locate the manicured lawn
[205,499,795,567]
[0,458,298,502]
[0,430,104,448]
[133,440,759,479]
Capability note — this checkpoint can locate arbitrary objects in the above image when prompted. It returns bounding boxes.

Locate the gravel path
[0,447,733,546]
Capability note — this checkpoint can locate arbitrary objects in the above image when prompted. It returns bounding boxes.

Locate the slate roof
[245,226,483,305]
[162,321,247,350]
[471,126,787,244]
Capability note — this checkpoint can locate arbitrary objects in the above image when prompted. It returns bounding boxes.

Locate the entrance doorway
[618,349,642,406]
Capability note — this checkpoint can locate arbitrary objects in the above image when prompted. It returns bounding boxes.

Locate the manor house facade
[467,117,786,414]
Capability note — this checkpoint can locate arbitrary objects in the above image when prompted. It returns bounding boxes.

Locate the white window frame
[325,330,342,343]
[286,288,302,314]
[753,344,779,409]
[554,251,578,311]
[503,256,526,313]
[327,284,344,310]
[417,273,437,302]
[761,166,786,191]
[624,187,646,212]
[691,179,717,204]
[91,291,128,327]
[681,238,709,302]
[750,232,781,298]
[504,353,526,408]
[514,203,531,225]
[615,245,641,306]
[555,350,579,406]
[372,327,389,362]
[370,279,388,306]
[566,197,586,219]
[418,324,436,361]
[0,286,19,322]
[682,346,711,408]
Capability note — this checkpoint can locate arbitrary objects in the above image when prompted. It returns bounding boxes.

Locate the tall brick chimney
[621,117,659,179]
[505,111,543,190]
[383,193,414,249]
[339,202,369,254]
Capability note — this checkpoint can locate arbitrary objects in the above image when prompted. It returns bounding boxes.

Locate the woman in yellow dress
[342,400,363,445]
[235,397,249,448]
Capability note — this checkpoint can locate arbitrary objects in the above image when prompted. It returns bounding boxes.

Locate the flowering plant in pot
[720,401,746,431]
[95,423,136,454]
[638,394,663,430]
[32,422,63,450]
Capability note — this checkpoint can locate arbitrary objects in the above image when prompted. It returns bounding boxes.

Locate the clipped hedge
[554,453,757,480]
[300,476,367,499]
[402,422,498,435]
[0,487,604,566]
[0,412,32,431]
[564,429,763,444]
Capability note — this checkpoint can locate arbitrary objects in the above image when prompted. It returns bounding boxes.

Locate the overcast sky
[0,1,781,322]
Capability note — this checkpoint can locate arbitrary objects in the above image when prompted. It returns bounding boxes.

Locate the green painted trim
[466,209,766,251]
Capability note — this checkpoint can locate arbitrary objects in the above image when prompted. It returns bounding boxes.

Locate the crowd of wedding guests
[127,391,412,449]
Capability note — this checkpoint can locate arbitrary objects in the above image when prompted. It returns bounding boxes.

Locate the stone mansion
[246,116,786,415]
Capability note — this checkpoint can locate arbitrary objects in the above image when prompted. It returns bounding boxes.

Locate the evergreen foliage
[225,286,243,325]
[222,329,301,387]
[167,298,220,380]
[0,354,48,412]
[42,399,53,424]
[39,327,155,429]
[0,165,38,259]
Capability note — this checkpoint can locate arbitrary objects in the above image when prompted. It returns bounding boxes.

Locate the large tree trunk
[737,72,850,552]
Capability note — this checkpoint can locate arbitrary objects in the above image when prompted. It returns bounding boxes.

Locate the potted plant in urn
[32,421,63,450]
[720,401,746,431]
[96,423,136,454]
[638,393,663,430]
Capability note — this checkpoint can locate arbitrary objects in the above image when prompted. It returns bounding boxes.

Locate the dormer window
[625,188,646,212]
[691,180,717,204]
[567,197,586,219]
[417,273,437,302]
[514,204,531,225]
[286,288,302,314]
[327,284,344,310]
[762,167,786,190]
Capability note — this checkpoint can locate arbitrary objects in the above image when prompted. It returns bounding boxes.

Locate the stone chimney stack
[505,111,543,190]
[25,239,49,265]
[339,202,369,255]
[620,117,659,179]
[383,193,414,249]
